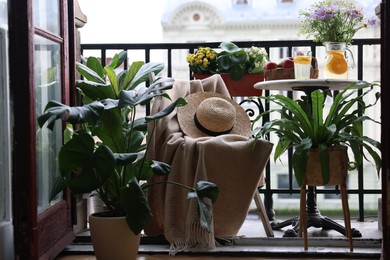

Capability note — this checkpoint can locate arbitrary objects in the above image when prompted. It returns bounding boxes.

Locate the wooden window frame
[9,0,76,258]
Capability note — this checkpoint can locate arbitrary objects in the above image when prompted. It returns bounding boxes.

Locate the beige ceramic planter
[89,213,141,260]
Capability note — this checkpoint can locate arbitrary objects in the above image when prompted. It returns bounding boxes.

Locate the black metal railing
[81,39,382,223]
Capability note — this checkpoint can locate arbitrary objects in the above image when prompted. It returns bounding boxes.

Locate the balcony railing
[80,39,381,224]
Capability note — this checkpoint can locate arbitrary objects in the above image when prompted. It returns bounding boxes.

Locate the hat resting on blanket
[177,92,251,138]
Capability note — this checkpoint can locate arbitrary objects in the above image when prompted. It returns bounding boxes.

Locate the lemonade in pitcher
[323,42,354,79]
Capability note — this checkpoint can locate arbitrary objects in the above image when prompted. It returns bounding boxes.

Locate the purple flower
[348,7,363,19]
[365,17,378,28]
[314,7,335,20]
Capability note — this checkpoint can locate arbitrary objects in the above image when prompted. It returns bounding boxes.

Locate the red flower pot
[193,73,264,97]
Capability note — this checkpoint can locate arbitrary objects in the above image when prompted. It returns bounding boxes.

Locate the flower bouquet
[298,0,378,79]
[298,0,378,45]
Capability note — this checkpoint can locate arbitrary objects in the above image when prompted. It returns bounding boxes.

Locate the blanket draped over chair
[145,74,273,254]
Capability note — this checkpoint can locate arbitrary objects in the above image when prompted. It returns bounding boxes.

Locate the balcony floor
[57,213,382,259]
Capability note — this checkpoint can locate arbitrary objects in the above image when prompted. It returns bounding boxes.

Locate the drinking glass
[293,47,312,80]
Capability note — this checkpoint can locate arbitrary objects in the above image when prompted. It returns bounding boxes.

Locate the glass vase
[323,42,355,79]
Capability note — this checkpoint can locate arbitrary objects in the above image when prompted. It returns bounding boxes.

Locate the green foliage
[217,42,248,80]
[253,81,381,186]
[38,51,219,235]
[186,42,268,81]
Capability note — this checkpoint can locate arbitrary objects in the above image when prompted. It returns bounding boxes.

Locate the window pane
[34,35,62,212]
[33,0,60,35]
[0,21,10,222]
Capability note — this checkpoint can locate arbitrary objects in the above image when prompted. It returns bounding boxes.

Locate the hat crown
[196,97,236,133]
[177,92,251,138]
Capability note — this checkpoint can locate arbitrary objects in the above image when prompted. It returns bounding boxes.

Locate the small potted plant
[38,51,219,259]
[252,81,381,186]
[187,42,268,96]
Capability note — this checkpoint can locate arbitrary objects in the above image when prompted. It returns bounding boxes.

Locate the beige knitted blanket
[145,74,273,254]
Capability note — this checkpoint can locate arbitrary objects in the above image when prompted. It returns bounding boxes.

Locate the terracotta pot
[89,212,141,260]
[304,147,348,186]
[193,73,264,97]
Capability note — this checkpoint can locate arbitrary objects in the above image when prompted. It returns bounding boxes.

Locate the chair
[145,74,273,252]
[299,148,353,251]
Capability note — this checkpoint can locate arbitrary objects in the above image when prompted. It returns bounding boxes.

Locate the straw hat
[177,92,251,138]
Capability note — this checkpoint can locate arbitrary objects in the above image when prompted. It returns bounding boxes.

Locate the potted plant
[187,42,268,96]
[252,81,381,187]
[37,51,219,259]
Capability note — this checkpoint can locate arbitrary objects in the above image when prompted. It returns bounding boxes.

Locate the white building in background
[160,0,381,211]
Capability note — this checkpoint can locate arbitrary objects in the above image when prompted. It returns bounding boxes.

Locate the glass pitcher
[323,42,355,79]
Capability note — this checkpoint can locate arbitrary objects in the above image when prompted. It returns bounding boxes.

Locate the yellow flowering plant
[186,46,218,74]
[186,42,268,81]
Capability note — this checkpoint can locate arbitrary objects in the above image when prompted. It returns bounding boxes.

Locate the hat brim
[177,92,251,138]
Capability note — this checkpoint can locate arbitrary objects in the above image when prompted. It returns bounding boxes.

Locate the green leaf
[146,97,187,121]
[216,54,230,71]
[114,153,138,166]
[274,138,291,161]
[125,62,166,91]
[58,133,116,194]
[76,80,116,101]
[104,66,119,97]
[37,100,105,130]
[187,181,219,232]
[292,139,312,186]
[120,180,153,235]
[121,61,144,91]
[269,94,313,135]
[76,62,105,84]
[64,124,74,144]
[150,160,171,176]
[96,108,124,153]
[107,51,127,69]
[219,41,240,53]
[311,90,324,138]
[119,77,175,108]
[49,176,66,201]
[87,56,105,78]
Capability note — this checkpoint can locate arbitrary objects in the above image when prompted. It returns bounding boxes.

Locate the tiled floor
[56,213,382,259]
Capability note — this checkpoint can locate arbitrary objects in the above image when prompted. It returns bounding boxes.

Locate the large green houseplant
[37,51,219,237]
[252,81,381,186]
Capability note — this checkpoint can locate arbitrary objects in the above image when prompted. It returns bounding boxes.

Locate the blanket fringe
[169,220,216,256]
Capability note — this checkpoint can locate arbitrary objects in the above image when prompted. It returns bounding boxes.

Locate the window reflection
[33,0,60,35]
[34,35,62,212]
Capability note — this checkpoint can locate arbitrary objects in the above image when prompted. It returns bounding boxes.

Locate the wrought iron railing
[81,39,381,225]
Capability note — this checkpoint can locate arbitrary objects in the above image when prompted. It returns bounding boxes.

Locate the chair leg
[253,189,274,237]
[340,180,353,252]
[300,185,308,250]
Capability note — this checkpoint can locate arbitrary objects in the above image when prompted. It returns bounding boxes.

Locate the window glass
[34,35,62,212]
[33,0,60,35]
[277,174,300,199]
[0,21,9,222]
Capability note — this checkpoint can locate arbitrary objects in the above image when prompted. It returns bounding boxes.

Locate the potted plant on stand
[252,81,381,249]
[38,51,219,259]
[187,42,268,96]
[253,81,381,186]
